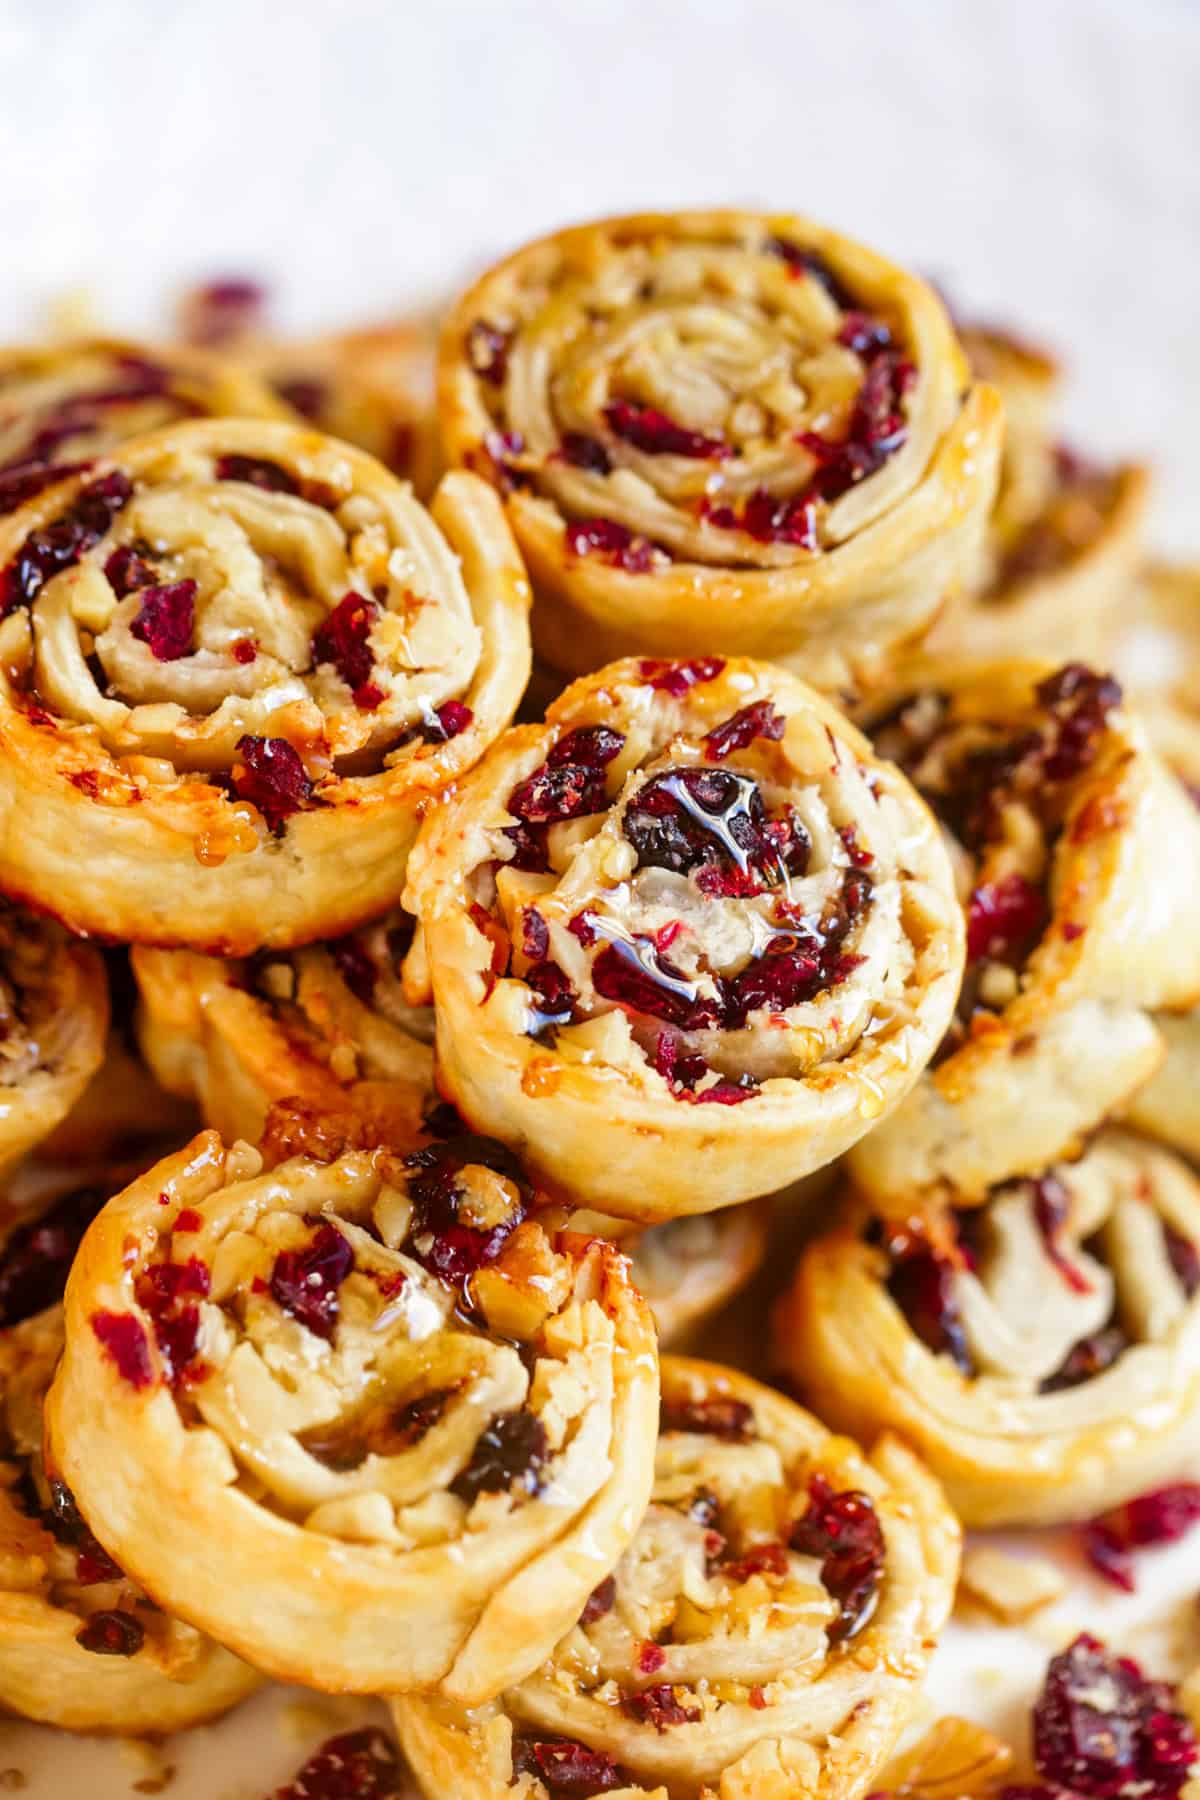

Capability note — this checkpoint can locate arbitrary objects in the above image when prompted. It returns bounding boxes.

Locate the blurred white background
[1,0,1197,546]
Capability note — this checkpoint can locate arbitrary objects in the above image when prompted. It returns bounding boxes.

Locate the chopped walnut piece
[958,1545,1067,1621]
[874,1714,1014,1799]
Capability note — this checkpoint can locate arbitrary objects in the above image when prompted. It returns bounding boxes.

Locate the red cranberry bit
[1028,1174,1093,1295]
[275,376,327,422]
[623,1684,702,1731]
[451,1409,548,1504]
[214,453,300,494]
[0,460,92,513]
[1164,1223,1200,1297]
[580,1574,616,1625]
[797,348,914,505]
[312,591,379,704]
[1083,1484,1200,1592]
[637,1640,667,1674]
[639,656,726,697]
[76,1609,145,1657]
[1031,1632,1197,1799]
[592,937,719,1031]
[966,872,1046,963]
[272,1728,402,1800]
[525,959,578,1039]
[558,431,612,474]
[91,1310,155,1389]
[230,635,257,664]
[104,543,157,596]
[790,1474,885,1642]
[42,1477,124,1584]
[135,1256,212,1388]
[511,1736,629,1796]
[0,1185,106,1325]
[625,765,772,880]
[403,1133,529,1286]
[508,725,625,827]
[174,1208,203,1233]
[232,734,314,831]
[521,907,550,962]
[703,487,818,549]
[1035,663,1123,781]
[466,319,511,385]
[1041,1326,1127,1393]
[660,1394,756,1441]
[129,578,197,661]
[604,398,730,460]
[1,469,134,615]
[330,934,377,1005]
[884,1227,973,1375]
[565,515,657,573]
[720,1541,790,1583]
[269,1223,355,1341]
[704,700,786,760]
[762,238,852,307]
[385,1388,455,1450]
[423,699,473,742]
[182,277,267,347]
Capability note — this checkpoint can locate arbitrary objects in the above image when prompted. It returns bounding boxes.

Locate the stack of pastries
[0,208,1195,1800]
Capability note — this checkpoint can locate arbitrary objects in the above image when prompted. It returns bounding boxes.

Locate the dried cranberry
[1,469,133,614]
[604,399,729,460]
[129,578,197,661]
[41,1478,123,1584]
[1031,1633,1196,1798]
[624,765,766,879]
[704,700,786,760]
[837,312,894,357]
[1041,1327,1127,1392]
[508,726,624,824]
[797,349,913,503]
[275,375,327,421]
[329,934,377,1005]
[403,1134,529,1286]
[466,320,511,385]
[214,454,299,494]
[91,1310,155,1389]
[885,1231,972,1375]
[526,959,577,1038]
[183,277,267,346]
[724,936,823,1023]
[451,1410,547,1504]
[1083,1485,1200,1592]
[76,1609,144,1657]
[104,543,156,596]
[521,907,550,962]
[660,1395,756,1441]
[762,238,852,307]
[511,1736,629,1795]
[386,1389,454,1450]
[272,1728,402,1799]
[592,939,719,1031]
[0,459,90,513]
[0,1185,106,1325]
[580,1574,616,1625]
[638,656,726,697]
[623,1684,702,1731]
[1035,665,1123,781]
[312,591,378,699]
[703,487,818,549]
[1164,1224,1200,1297]
[565,517,656,573]
[1028,1174,1092,1295]
[269,1223,355,1341]
[426,699,472,741]
[966,873,1046,963]
[790,1474,885,1641]
[232,734,314,831]
[720,1541,790,1583]
[558,432,612,474]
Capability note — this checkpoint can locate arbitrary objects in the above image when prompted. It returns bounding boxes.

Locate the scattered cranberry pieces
[1083,1485,1200,1592]
[966,873,1046,963]
[329,934,377,1005]
[565,515,657,573]
[104,543,157,596]
[1041,1326,1127,1393]
[1,469,133,615]
[704,700,786,760]
[1035,665,1123,780]
[40,1478,124,1585]
[76,1609,144,1657]
[385,1388,454,1450]
[466,319,511,385]
[402,1133,529,1287]
[511,1736,629,1795]
[508,725,624,829]
[637,1640,667,1674]
[592,938,717,1032]
[580,1574,616,1625]
[1028,1173,1093,1295]
[269,1222,355,1341]
[790,1474,885,1641]
[0,1184,106,1326]
[521,907,550,962]
[625,765,770,880]
[639,656,725,697]
[215,454,299,494]
[525,958,578,1037]
[1029,1632,1196,1798]
[451,1410,548,1504]
[232,734,314,831]
[762,238,851,306]
[182,277,267,346]
[129,578,197,661]
[312,591,379,702]
[796,347,914,504]
[1164,1223,1200,1297]
[0,459,91,513]
[174,1208,203,1234]
[884,1226,973,1375]
[660,1394,756,1441]
[425,699,472,741]
[721,1541,790,1584]
[91,1310,155,1389]
[604,398,730,460]
[623,1683,702,1732]
[558,431,613,474]
[703,487,818,549]
[272,1728,402,1800]
[232,635,258,663]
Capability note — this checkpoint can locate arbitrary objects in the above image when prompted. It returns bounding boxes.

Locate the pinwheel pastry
[46,1120,660,1698]
[0,417,531,950]
[403,655,964,1221]
[628,1205,771,1347]
[392,1356,960,1800]
[0,336,288,515]
[777,1130,1200,1527]
[0,1165,261,1731]
[956,320,1061,557]
[0,904,108,1177]
[132,910,434,1146]
[437,208,1003,692]
[848,657,1200,1205]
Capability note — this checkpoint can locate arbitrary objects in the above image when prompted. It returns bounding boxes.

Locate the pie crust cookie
[777,1131,1200,1527]
[132,910,434,1147]
[0,905,108,1177]
[46,1122,660,1700]
[392,1356,960,1800]
[0,1166,261,1731]
[849,656,1200,1205]
[0,417,531,950]
[403,655,964,1221]
[438,209,1002,692]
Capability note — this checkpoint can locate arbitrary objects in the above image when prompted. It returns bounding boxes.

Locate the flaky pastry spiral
[850,657,1200,1203]
[0,418,531,950]
[628,1207,771,1349]
[438,209,1002,691]
[0,905,108,1176]
[47,1123,659,1699]
[393,1356,959,1800]
[404,655,964,1221]
[778,1131,1200,1526]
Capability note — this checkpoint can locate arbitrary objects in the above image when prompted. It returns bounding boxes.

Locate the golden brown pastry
[0,336,290,516]
[0,1167,260,1731]
[0,417,531,950]
[956,320,1061,556]
[629,1205,771,1347]
[132,911,434,1146]
[438,209,1002,691]
[404,655,964,1221]
[0,905,108,1177]
[47,1121,659,1699]
[850,657,1200,1204]
[777,1131,1200,1526]
[393,1356,960,1800]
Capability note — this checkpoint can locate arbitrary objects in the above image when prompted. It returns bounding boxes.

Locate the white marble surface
[0,0,1197,1790]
